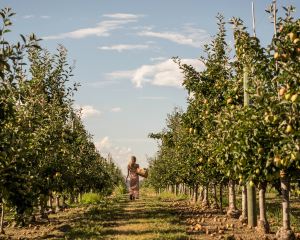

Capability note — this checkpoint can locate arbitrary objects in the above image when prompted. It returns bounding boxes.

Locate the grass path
[3,191,190,239]
[4,191,299,239]
[71,193,189,240]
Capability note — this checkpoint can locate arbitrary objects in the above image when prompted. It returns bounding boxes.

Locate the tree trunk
[212,184,219,209]
[184,184,188,195]
[219,183,223,213]
[227,180,240,218]
[48,194,54,213]
[0,201,5,234]
[258,182,270,234]
[276,171,295,240]
[69,193,74,205]
[175,184,179,195]
[74,194,78,204]
[179,184,184,194]
[239,185,248,223]
[62,195,67,209]
[171,185,175,194]
[202,184,209,207]
[193,184,199,203]
[199,186,204,202]
[191,185,194,201]
[55,195,60,213]
[79,192,83,203]
[39,194,48,219]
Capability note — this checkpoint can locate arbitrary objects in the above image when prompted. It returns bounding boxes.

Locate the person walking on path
[126,156,139,200]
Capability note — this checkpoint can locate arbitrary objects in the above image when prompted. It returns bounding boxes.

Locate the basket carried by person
[136,168,148,178]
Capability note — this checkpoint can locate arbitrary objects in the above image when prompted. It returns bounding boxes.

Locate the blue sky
[3,0,300,174]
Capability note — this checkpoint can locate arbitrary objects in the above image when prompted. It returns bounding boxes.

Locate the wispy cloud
[138,26,210,48]
[108,58,205,88]
[78,105,101,119]
[41,15,51,19]
[107,70,135,80]
[98,44,149,52]
[103,13,142,20]
[43,13,142,40]
[111,107,122,112]
[23,15,51,19]
[150,57,166,62]
[23,15,35,19]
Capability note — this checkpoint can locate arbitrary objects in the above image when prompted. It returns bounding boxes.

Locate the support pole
[247,184,257,227]
[244,68,257,227]
[252,2,256,37]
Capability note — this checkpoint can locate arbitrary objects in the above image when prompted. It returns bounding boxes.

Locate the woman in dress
[126,156,139,200]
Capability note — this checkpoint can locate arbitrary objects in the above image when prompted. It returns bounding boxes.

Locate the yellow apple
[288,32,297,42]
[227,98,233,104]
[285,93,291,100]
[274,156,281,163]
[291,93,298,103]
[258,148,264,154]
[291,152,300,161]
[285,125,293,134]
[293,38,300,44]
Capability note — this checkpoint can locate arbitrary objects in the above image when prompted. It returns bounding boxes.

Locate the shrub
[81,193,104,205]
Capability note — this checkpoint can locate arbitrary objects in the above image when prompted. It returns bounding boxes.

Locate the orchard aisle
[3,190,299,239]
[2,191,189,239]
[96,192,189,240]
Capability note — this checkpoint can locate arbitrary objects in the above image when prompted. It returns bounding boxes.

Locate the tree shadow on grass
[37,195,191,239]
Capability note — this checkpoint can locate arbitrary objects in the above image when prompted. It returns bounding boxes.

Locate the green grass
[64,190,190,240]
[157,191,189,201]
[81,192,105,205]
[3,187,299,239]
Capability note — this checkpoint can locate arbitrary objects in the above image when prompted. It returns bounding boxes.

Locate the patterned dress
[128,164,139,199]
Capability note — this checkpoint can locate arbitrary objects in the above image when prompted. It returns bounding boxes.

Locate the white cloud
[103,13,142,20]
[98,44,149,52]
[79,105,101,119]
[23,15,51,19]
[41,15,51,19]
[150,57,166,62]
[96,136,111,149]
[138,26,210,48]
[108,58,205,88]
[23,15,34,19]
[95,136,133,174]
[107,70,135,79]
[43,17,139,40]
[111,107,122,112]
